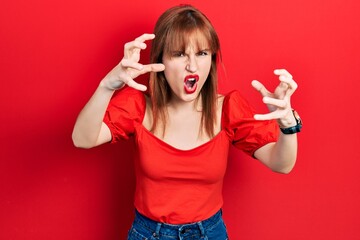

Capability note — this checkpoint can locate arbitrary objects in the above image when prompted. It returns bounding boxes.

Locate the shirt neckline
[137,124,227,152]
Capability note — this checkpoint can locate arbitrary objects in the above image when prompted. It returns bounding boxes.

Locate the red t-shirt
[104,87,279,224]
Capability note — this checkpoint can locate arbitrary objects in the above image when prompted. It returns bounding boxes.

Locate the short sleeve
[103,87,146,143]
[222,90,279,157]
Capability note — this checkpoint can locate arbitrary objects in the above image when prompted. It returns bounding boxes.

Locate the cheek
[164,62,181,81]
[199,59,212,78]
[163,66,174,82]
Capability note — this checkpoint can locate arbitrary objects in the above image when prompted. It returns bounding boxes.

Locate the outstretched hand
[252,69,298,128]
[101,33,165,91]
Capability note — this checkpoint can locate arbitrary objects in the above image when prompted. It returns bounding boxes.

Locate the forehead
[187,31,210,49]
[166,30,210,53]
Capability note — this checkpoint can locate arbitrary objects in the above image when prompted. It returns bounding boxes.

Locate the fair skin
[252,69,298,173]
[72,34,164,148]
[72,33,298,174]
[154,33,215,149]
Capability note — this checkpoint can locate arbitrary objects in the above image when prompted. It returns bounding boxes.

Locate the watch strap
[280,124,302,134]
[280,109,302,134]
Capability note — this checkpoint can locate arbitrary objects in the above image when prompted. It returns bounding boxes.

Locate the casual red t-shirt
[104,87,279,224]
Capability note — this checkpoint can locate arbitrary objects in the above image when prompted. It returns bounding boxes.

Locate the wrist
[277,110,297,128]
[279,109,302,134]
[99,78,124,91]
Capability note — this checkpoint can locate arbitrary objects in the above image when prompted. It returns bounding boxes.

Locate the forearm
[252,69,300,173]
[72,81,116,148]
[268,132,298,173]
[254,129,298,174]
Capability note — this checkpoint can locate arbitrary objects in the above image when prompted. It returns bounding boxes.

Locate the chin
[181,90,202,102]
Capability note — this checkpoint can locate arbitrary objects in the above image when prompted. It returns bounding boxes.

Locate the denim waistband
[133,209,223,237]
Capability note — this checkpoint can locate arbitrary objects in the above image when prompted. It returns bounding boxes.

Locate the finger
[124,34,155,60]
[124,78,147,91]
[251,80,270,97]
[279,75,298,93]
[284,87,294,100]
[119,70,147,91]
[131,64,165,79]
[274,69,293,78]
[121,59,144,71]
[135,33,155,43]
[124,41,147,56]
[125,34,155,52]
[262,97,288,108]
[139,63,165,74]
[254,111,283,121]
[273,74,297,99]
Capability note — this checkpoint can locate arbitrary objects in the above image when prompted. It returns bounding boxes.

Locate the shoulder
[221,90,255,127]
[111,86,146,103]
[223,90,248,105]
[106,87,147,122]
[222,90,253,115]
[109,87,146,111]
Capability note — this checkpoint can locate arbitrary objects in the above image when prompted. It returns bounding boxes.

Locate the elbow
[273,167,293,174]
[72,140,92,149]
[272,162,296,174]
[72,132,95,149]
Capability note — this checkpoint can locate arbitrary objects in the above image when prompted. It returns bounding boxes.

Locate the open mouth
[184,75,199,94]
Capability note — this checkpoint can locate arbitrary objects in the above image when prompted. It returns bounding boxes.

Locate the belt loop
[153,223,162,238]
[197,222,205,237]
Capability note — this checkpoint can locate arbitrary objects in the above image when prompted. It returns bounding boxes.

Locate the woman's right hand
[100,33,165,91]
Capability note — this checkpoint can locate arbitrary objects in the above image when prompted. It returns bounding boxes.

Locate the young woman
[72,4,301,240]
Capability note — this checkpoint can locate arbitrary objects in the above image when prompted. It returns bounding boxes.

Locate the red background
[1,0,360,239]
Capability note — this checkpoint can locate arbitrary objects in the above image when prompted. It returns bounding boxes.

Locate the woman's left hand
[251,69,298,128]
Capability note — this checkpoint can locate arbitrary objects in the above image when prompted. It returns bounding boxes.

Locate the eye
[197,50,210,56]
[172,51,185,57]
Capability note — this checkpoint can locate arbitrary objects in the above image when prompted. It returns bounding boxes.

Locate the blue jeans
[127,209,229,240]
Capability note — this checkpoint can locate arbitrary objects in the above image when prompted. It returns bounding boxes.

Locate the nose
[186,55,198,73]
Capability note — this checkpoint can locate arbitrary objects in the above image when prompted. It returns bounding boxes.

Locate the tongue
[185,80,194,88]
[184,81,197,93]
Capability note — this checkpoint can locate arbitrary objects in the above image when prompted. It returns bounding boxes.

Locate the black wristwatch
[280,109,302,134]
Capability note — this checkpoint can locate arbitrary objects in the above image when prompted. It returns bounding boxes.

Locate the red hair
[149,5,221,137]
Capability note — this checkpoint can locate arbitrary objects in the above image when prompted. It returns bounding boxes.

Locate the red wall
[1,0,359,239]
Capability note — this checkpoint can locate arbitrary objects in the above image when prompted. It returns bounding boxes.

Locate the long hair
[149,5,221,138]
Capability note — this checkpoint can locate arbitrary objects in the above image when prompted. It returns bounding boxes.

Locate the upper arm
[102,87,146,143]
[253,142,275,167]
[94,122,112,147]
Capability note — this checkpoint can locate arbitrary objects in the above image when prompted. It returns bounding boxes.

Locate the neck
[167,95,202,112]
